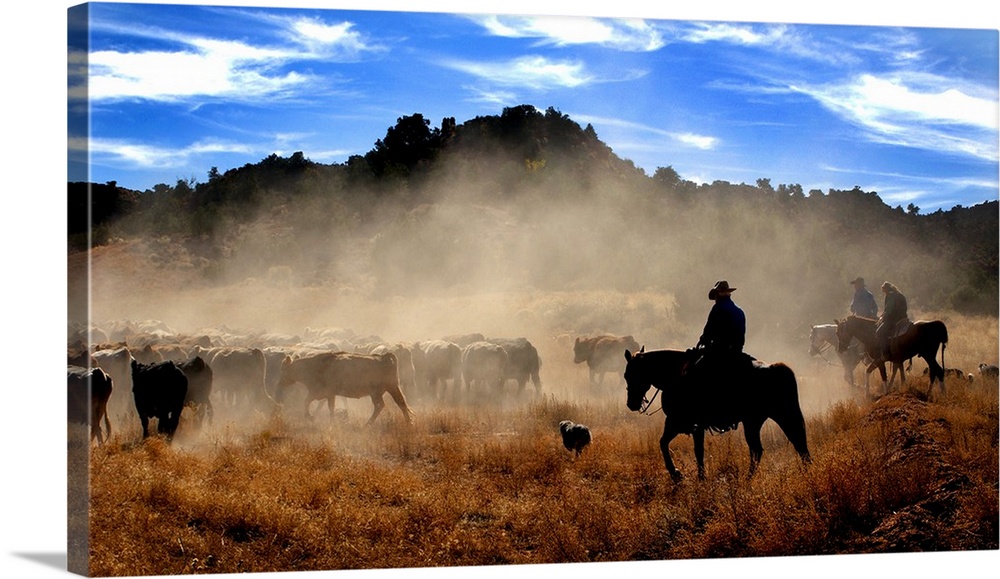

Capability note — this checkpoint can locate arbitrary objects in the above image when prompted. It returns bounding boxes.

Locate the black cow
[131,360,188,441]
[177,356,214,427]
[67,366,114,444]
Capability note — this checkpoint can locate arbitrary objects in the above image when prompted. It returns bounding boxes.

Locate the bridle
[811,340,839,366]
[632,383,661,415]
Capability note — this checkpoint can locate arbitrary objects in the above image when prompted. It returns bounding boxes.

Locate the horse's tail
[939,321,949,390]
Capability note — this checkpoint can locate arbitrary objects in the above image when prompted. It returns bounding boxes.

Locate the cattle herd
[67,319,644,444]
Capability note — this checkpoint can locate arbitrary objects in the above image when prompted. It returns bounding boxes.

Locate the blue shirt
[851,287,878,319]
[700,296,746,352]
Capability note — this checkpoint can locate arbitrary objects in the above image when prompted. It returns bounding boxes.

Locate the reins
[812,342,841,367]
[639,387,662,415]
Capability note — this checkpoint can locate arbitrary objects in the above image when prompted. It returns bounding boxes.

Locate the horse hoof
[670,471,684,483]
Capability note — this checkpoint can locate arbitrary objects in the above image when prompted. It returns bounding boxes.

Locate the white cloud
[78,137,255,168]
[283,16,383,59]
[796,73,999,161]
[574,114,721,151]
[86,40,313,103]
[472,15,666,51]
[464,86,520,106]
[683,22,789,46]
[444,56,593,89]
[293,19,358,45]
[82,12,383,103]
[674,132,719,150]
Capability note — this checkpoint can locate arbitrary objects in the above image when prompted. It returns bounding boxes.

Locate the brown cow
[92,346,134,422]
[206,347,275,411]
[275,351,414,425]
[573,334,641,387]
[462,341,508,392]
[67,366,113,444]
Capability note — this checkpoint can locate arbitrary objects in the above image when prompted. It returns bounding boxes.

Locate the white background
[2,1,997,578]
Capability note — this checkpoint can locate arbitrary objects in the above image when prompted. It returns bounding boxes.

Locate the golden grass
[80,311,998,575]
[86,373,998,576]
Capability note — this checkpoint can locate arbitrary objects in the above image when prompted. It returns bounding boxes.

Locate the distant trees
[364,113,441,179]
[66,104,998,315]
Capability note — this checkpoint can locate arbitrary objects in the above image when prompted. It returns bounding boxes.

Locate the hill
[68,104,998,342]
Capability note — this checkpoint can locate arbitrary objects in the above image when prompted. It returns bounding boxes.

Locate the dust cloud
[73,155,890,428]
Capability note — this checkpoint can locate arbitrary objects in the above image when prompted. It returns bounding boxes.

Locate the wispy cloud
[574,114,721,151]
[73,137,255,169]
[822,164,1000,190]
[80,12,383,104]
[464,86,520,106]
[443,55,594,90]
[680,22,864,67]
[471,15,666,51]
[796,72,999,161]
[682,22,789,46]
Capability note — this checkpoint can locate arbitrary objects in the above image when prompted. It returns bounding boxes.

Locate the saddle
[682,349,756,433]
[874,318,912,362]
[889,318,912,340]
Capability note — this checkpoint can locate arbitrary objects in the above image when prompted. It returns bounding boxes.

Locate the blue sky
[68,2,999,212]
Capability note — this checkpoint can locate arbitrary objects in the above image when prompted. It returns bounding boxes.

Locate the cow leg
[102,408,112,443]
[693,428,706,480]
[139,415,150,438]
[387,387,414,424]
[659,419,683,482]
[163,412,179,442]
[367,394,386,425]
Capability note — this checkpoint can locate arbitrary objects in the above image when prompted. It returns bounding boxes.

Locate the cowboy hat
[708,280,736,300]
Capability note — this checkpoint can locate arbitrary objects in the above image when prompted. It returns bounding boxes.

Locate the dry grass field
[66,232,999,577]
[74,314,998,576]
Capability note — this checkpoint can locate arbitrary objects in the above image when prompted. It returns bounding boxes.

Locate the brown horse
[835,315,948,394]
[623,348,811,482]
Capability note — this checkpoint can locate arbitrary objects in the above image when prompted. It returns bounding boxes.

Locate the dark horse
[835,315,948,395]
[623,348,811,482]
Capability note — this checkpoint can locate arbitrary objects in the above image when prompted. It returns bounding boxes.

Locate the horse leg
[693,428,706,480]
[659,419,683,482]
[924,355,945,395]
[743,418,765,478]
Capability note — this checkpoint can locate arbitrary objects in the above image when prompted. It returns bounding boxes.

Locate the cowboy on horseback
[876,281,908,361]
[688,280,751,430]
[849,276,878,319]
[698,280,746,354]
